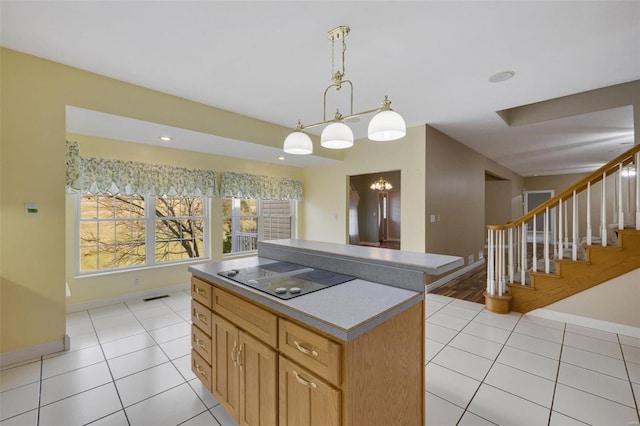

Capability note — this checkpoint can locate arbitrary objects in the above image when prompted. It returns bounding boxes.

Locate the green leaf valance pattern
[66,141,303,200]
[221,171,303,200]
[66,141,218,197]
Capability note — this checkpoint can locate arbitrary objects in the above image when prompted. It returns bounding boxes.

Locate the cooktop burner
[218,261,356,299]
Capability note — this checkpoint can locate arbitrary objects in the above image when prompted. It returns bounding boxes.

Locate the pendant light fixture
[283,25,406,155]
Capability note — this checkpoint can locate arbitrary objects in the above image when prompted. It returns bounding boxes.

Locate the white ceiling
[2,1,639,175]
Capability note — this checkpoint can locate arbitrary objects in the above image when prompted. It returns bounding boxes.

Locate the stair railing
[486,144,640,300]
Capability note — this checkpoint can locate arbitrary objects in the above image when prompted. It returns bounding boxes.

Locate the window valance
[66,141,304,200]
[66,141,218,197]
[221,171,303,200]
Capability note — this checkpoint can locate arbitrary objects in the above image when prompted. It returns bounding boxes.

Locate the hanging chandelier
[283,25,406,155]
[370,177,393,191]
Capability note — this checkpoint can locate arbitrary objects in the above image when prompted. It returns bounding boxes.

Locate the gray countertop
[189,257,422,341]
[261,239,464,275]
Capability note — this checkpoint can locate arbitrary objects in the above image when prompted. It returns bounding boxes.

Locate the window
[78,194,208,273]
[223,198,295,254]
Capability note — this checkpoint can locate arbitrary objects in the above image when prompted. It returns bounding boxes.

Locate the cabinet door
[238,331,277,426]
[279,356,340,426]
[212,314,240,421]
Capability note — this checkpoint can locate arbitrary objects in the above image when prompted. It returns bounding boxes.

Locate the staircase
[485,144,640,314]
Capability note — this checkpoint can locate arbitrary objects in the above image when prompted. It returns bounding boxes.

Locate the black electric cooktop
[218,261,356,299]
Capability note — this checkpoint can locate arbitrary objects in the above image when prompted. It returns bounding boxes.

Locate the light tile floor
[1,291,639,425]
[426,293,640,426]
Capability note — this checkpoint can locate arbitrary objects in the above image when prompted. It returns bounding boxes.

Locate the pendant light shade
[283,131,313,155]
[368,110,406,141]
[321,122,354,149]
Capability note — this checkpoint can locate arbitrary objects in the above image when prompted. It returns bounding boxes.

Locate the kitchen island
[188,239,463,426]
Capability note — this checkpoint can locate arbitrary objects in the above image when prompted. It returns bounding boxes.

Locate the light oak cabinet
[279,356,340,426]
[191,275,424,426]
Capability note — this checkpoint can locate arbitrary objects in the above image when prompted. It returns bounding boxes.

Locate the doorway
[348,171,401,249]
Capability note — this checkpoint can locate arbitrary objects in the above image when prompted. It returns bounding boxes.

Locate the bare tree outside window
[79,194,206,272]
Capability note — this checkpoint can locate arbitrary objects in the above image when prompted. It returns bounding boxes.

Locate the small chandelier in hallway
[370,177,393,191]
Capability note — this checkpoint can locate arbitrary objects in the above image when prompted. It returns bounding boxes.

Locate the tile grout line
[617,334,640,423]
[546,320,566,426]
[36,355,43,426]
[455,310,524,426]
[87,307,132,426]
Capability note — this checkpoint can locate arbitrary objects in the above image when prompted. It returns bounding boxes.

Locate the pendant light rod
[283,25,406,155]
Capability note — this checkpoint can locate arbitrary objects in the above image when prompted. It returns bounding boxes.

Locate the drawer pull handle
[294,341,318,357]
[195,313,207,323]
[293,370,317,389]
[194,287,207,296]
[195,338,206,349]
[196,364,207,377]
[231,340,238,367]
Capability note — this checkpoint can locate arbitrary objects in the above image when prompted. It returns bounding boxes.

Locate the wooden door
[278,356,340,426]
[212,314,240,421]
[239,331,277,426]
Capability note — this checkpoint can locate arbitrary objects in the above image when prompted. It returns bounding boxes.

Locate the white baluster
[636,152,640,230]
[618,163,624,230]
[508,227,514,284]
[544,207,550,274]
[487,229,494,295]
[558,199,563,259]
[602,172,607,246]
[498,230,503,296]
[586,181,592,245]
[571,190,578,260]
[564,200,569,247]
[532,215,537,272]
[521,223,526,285]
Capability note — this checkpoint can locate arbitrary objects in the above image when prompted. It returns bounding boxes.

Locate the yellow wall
[64,134,302,306]
[0,48,311,355]
[301,125,426,252]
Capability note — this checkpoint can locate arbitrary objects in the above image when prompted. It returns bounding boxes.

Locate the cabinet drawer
[279,356,341,426]
[192,350,212,392]
[279,319,341,387]
[191,277,213,309]
[192,325,213,365]
[214,288,277,347]
[192,300,212,336]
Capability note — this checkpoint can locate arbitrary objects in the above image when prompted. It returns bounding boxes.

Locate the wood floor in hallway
[429,264,486,303]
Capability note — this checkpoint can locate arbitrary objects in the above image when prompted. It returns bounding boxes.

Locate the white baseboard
[426,259,485,293]
[0,334,71,368]
[66,283,190,313]
[527,308,640,339]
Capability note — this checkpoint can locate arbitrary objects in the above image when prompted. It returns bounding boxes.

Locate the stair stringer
[508,229,640,314]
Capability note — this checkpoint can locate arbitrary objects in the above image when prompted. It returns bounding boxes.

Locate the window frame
[75,193,210,276]
[223,198,297,256]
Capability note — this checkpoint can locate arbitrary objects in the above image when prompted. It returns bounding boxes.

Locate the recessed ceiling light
[488,70,515,83]
[277,156,286,161]
[158,136,173,141]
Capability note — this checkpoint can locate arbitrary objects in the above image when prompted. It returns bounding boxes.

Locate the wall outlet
[134,276,141,286]
[468,254,474,265]
[478,250,484,260]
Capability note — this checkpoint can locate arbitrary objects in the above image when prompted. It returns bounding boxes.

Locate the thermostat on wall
[25,203,39,217]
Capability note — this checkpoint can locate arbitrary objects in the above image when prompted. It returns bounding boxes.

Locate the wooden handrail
[487,144,640,231]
